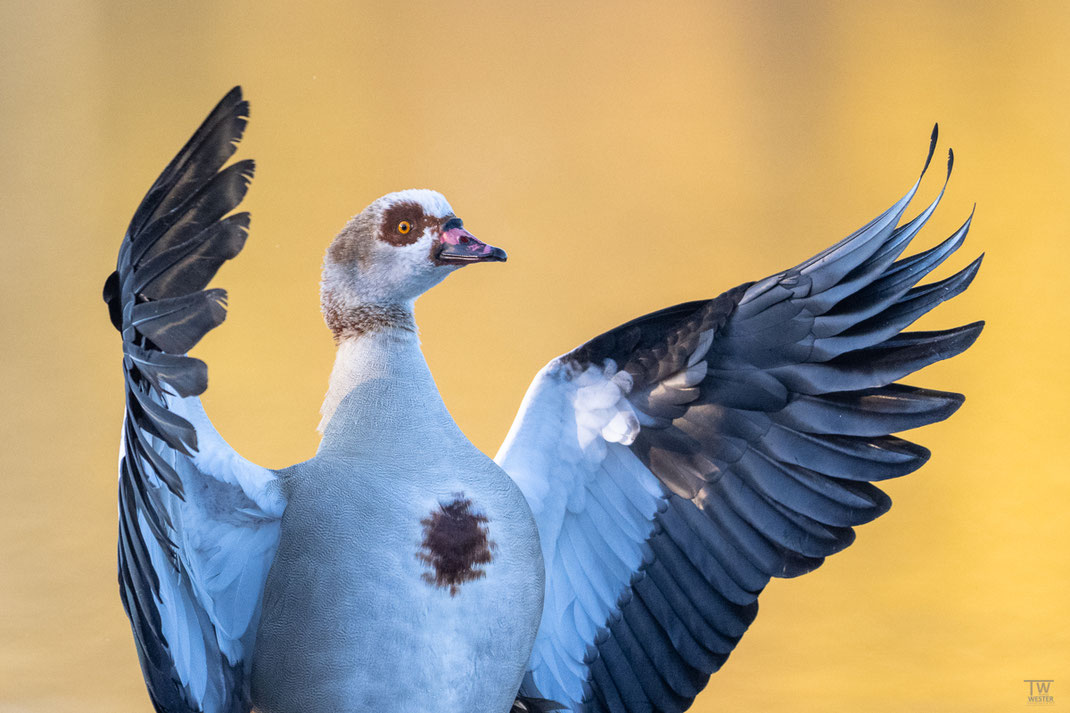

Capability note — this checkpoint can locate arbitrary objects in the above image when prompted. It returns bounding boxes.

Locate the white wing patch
[572,362,640,458]
[497,359,664,708]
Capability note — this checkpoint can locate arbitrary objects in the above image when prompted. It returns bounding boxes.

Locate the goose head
[321,189,505,339]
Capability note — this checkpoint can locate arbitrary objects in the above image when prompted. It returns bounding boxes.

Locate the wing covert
[497,127,983,712]
[106,87,285,713]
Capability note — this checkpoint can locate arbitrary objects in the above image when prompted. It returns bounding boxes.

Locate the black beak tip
[489,246,508,262]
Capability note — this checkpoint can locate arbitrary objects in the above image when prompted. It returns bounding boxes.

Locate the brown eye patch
[378,201,440,246]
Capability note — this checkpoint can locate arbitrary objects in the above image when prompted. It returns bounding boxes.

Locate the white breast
[251,330,544,713]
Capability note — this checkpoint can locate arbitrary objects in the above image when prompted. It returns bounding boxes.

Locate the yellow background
[1,2,1066,711]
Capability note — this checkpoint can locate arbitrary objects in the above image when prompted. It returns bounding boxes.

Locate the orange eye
[397,221,412,235]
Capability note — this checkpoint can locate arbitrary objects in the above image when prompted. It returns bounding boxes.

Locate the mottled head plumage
[320,190,506,340]
[320,190,457,340]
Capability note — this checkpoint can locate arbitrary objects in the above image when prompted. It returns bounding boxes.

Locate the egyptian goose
[105,87,982,713]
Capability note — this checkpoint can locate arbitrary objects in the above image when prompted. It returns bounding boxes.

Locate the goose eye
[397,220,412,235]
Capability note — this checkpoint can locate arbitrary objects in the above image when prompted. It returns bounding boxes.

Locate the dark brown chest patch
[417,495,495,596]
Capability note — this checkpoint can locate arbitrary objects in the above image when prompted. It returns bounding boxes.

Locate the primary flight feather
[105,87,982,713]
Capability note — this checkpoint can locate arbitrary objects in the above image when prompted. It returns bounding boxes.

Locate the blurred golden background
[1,2,1067,711]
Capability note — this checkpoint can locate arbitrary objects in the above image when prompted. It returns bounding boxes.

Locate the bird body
[105,88,983,713]
[251,329,544,713]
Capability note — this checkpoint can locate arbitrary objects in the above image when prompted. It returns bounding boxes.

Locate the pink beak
[436,225,507,265]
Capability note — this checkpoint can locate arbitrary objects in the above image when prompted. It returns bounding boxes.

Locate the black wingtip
[218,85,245,113]
[962,203,977,229]
[214,85,248,121]
[955,253,985,294]
[931,143,955,198]
[967,251,985,284]
[212,86,250,139]
[923,123,939,174]
[103,270,122,331]
[959,319,985,345]
[939,390,968,419]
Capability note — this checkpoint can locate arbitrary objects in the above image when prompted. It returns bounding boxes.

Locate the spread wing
[104,87,286,713]
[496,128,983,712]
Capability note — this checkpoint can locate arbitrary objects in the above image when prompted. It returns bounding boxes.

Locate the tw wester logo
[1025,679,1054,706]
